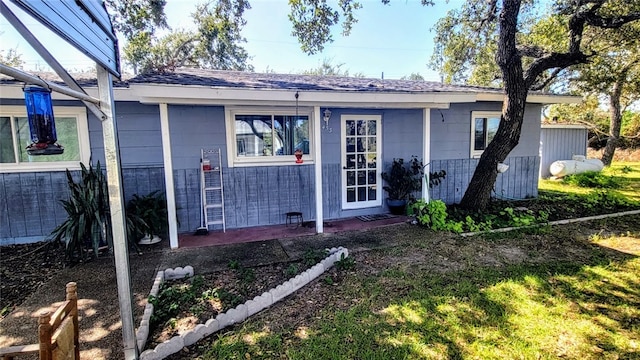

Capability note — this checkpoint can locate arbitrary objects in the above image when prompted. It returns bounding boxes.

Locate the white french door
[341,115,382,209]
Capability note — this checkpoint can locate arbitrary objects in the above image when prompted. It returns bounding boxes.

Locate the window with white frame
[0,106,90,172]
[227,108,312,166]
[470,112,501,158]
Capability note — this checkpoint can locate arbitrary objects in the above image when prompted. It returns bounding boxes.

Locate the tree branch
[586,13,640,28]
[524,51,589,88]
[530,67,564,91]
[517,45,547,58]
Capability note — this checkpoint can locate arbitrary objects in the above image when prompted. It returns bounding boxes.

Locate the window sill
[232,156,315,167]
[0,162,85,173]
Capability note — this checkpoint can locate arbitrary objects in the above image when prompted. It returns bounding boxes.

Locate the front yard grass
[180,216,640,360]
[161,163,640,359]
[540,161,640,203]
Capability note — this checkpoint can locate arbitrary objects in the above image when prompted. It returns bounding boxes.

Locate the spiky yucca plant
[50,162,110,262]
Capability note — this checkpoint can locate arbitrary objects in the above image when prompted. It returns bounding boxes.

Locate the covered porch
[177,215,408,248]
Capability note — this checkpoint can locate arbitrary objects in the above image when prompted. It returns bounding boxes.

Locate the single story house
[0,69,578,247]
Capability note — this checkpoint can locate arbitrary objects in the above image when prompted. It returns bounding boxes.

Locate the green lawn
[188,223,640,359]
[178,163,640,359]
[540,161,640,203]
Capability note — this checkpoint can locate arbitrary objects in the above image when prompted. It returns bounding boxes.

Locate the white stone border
[137,247,349,360]
[460,209,640,237]
[135,266,194,352]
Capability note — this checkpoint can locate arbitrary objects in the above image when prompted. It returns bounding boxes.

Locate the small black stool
[285,211,303,228]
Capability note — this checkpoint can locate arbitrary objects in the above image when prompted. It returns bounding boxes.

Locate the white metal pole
[96,65,138,360]
[313,106,324,233]
[159,103,179,249]
[422,108,431,203]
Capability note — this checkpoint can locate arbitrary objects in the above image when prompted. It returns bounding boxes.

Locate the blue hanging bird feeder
[23,85,64,156]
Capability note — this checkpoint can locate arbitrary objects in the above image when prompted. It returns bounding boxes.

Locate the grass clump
[562,171,623,189]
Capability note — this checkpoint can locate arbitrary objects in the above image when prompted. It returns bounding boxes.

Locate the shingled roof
[129,68,505,95]
[2,68,576,104]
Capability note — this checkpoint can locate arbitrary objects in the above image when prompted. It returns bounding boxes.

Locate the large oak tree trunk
[601,81,623,166]
[459,0,527,211]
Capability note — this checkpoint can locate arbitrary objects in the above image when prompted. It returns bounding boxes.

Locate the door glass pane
[368,170,376,185]
[367,120,376,135]
[347,188,356,203]
[366,137,376,152]
[346,154,355,169]
[357,171,366,185]
[356,138,365,152]
[357,120,366,135]
[0,117,15,163]
[347,171,356,186]
[367,154,376,169]
[357,187,367,201]
[368,186,376,200]
[346,137,356,153]
[357,154,366,169]
[346,120,355,136]
[17,117,80,163]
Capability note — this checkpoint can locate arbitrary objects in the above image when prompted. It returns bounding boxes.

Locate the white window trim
[0,106,90,173]
[341,114,382,210]
[470,111,501,158]
[225,106,315,167]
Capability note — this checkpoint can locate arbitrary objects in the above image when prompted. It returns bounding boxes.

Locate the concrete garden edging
[137,247,350,360]
[460,209,640,237]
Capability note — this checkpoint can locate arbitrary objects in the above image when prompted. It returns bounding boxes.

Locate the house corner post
[422,108,431,203]
[96,65,138,360]
[159,103,179,249]
[313,106,324,233]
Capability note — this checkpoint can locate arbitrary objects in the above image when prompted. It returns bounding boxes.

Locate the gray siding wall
[429,156,540,204]
[173,166,315,233]
[539,127,588,178]
[90,101,164,167]
[430,102,543,160]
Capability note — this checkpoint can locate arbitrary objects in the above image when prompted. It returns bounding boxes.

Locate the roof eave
[476,92,582,104]
[130,83,478,107]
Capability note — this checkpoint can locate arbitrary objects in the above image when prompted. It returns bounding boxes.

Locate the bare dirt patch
[0,241,66,319]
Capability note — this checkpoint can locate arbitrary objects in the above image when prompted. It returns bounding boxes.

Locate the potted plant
[381,157,424,215]
[126,190,168,245]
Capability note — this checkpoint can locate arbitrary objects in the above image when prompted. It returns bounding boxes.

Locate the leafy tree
[300,58,363,77]
[110,0,252,73]
[401,72,425,81]
[0,47,23,68]
[569,21,640,164]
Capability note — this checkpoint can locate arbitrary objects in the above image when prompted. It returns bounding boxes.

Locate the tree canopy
[107,0,253,74]
[300,58,364,77]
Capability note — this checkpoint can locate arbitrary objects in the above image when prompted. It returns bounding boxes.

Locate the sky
[0,0,463,81]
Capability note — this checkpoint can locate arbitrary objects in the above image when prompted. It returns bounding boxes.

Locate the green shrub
[562,171,622,189]
[409,199,463,233]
